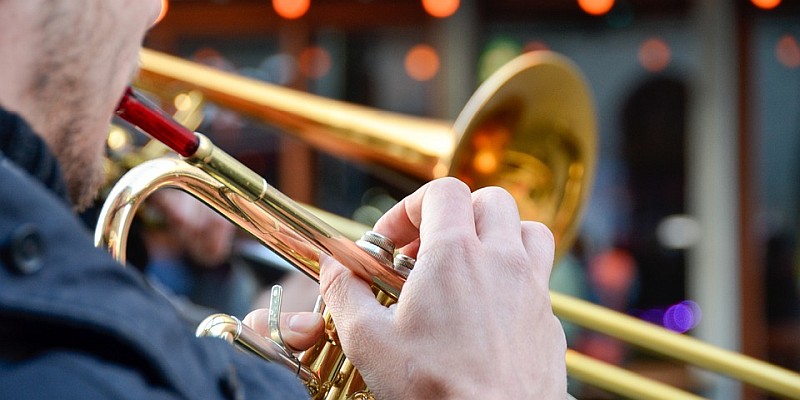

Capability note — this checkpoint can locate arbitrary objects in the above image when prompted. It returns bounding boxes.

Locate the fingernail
[288,313,319,333]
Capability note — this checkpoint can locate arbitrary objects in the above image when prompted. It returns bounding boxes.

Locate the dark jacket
[0,107,308,399]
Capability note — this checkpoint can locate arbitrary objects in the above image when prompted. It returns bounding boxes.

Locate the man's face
[20,0,162,210]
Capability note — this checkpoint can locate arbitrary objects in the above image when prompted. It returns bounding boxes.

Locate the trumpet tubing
[110,90,404,295]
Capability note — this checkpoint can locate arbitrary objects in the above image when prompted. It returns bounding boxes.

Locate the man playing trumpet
[0,1,566,398]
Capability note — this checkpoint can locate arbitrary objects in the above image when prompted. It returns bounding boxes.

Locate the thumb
[242,310,324,351]
[280,312,325,351]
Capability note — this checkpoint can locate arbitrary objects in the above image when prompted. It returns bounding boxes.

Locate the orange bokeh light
[523,40,550,53]
[422,0,460,18]
[473,151,499,175]
[153,0,169,26]
[578,0,615,16]
[776,35,800,69]
[751,0,781,10]
[638,37,671,72]
[405,44,440,81]
[273,0,310,20]
[299,46,332,79]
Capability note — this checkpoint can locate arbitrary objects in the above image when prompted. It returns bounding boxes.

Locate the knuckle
[471,187,520,220]
[319,259,347,301]
[524,221,555,246]
[521,221,556,276]
[429,176,471,196]
[472,186,513,204]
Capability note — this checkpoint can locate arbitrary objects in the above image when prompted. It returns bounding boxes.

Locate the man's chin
[69,172,104,213]
[72,192,98,213]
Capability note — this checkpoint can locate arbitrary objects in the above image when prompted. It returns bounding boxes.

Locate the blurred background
[121,0,800,398]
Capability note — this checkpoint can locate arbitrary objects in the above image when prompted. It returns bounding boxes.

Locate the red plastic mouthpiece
[115,88,200,157]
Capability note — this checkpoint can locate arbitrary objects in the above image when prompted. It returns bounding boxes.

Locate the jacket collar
[0,106,70,205]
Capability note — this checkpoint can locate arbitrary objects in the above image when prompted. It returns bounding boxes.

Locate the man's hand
[320,177,567,399]
[243,177,567,399]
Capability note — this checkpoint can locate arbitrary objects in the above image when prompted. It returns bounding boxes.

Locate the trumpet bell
[450,52,595,258]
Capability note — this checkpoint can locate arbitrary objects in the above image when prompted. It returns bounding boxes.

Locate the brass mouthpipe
[104,89,405,298]
[96,140,403,300]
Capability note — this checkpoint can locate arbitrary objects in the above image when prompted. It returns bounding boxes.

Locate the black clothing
[0,107,307,399]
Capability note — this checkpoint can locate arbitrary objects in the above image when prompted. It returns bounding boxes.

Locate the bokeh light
[589,248,636,294]
[656,214,701,249]
[751,0,781,10]
[578,0,615,16]
[107,126,132,152]
[405,44,440,81]
[664,300,702,333]
[299,46,332,79]
[422,0,460,18]
[273,0,310,19]
[640,300,702,333]
[478,37,520,81]
[154,0,169,25]
[638,37,671,72]
[173,93,195,112]
[776,34,800,69]
[523,40,550,53]
[470,123,510,175]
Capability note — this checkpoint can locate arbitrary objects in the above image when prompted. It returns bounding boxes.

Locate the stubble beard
[29,2,128,212]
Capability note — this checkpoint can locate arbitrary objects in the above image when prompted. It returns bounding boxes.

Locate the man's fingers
[521,221,556,278]
[371,190,423,248]
[319,254,390,366]
[471,187,522,244]
[374,177,476,251]
[397,238,420,260]
[281,313,325,350]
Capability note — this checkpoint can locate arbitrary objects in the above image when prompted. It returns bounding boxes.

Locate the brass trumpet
[100,88,405,398]
[96,50,800,399]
